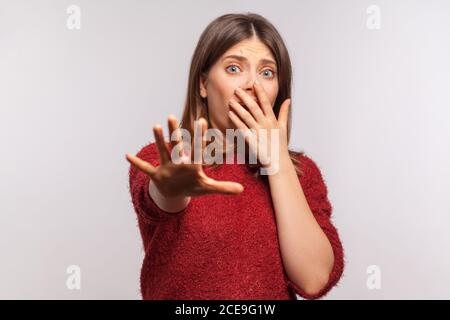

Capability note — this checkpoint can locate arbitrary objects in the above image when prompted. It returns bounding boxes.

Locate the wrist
[266,151,295,179]
[259,147,290,175]
[149,179,191,213]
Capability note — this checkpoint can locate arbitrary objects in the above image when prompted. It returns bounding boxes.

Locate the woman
[126,12,345,300]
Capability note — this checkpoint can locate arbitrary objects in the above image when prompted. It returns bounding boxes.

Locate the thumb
[206,179,244,195]
[277,99,291,127]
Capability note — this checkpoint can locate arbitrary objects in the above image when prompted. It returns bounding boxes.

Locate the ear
[199,73,208,98]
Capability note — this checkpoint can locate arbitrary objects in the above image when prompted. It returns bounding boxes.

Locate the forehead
[221,37,275,60]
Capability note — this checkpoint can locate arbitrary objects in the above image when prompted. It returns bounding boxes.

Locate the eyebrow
[220,54,277,68]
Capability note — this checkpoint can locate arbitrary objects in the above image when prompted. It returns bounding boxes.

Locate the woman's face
[200,36,279,135]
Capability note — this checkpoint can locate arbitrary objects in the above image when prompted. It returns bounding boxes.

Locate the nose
[237,78,258,103]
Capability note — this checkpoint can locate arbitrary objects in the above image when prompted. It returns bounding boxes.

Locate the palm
[150,162,223,197]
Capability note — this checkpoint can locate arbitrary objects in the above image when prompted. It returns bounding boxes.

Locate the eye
[226,64,241,73]
[261,69,276,78]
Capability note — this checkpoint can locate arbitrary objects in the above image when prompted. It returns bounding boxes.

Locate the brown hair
[179,12,304,177]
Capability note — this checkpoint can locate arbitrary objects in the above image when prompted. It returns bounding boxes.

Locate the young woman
[126,13,345,300]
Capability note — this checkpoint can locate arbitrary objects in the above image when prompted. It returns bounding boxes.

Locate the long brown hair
[179,12,304,177]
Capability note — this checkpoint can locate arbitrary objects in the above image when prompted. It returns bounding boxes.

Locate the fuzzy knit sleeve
[128,141,189,225]
[286,154,345,300]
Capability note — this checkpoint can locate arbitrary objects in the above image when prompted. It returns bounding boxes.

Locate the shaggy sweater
[128,142,344,300]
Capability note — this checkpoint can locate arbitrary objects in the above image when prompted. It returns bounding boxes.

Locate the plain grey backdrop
[1,0,449,299]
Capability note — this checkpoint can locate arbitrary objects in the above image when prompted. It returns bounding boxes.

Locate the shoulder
[290,151,333,218]
[290,150,328,189]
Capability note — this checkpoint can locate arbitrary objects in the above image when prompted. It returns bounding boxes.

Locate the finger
[167,114,185,159]
[253,81,277,121]
[204,178,244,195]
[200,117,208,163]
[192,118,205,165]
[153,124,171,164]
[229,98,259,129]
[125,153,156,176]
[228,110,254,146]
[228,109,248,131]
[234,87,265,122]
[277,99,291,128]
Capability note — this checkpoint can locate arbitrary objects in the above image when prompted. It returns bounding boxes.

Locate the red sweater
[128,142,344,300]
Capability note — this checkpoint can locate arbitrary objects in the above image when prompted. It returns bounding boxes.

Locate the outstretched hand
[126,115,244,198]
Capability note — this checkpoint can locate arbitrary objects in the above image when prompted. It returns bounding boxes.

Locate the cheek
[262,84,279,107]
[205,76,237,126]
[209,75,237,106]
